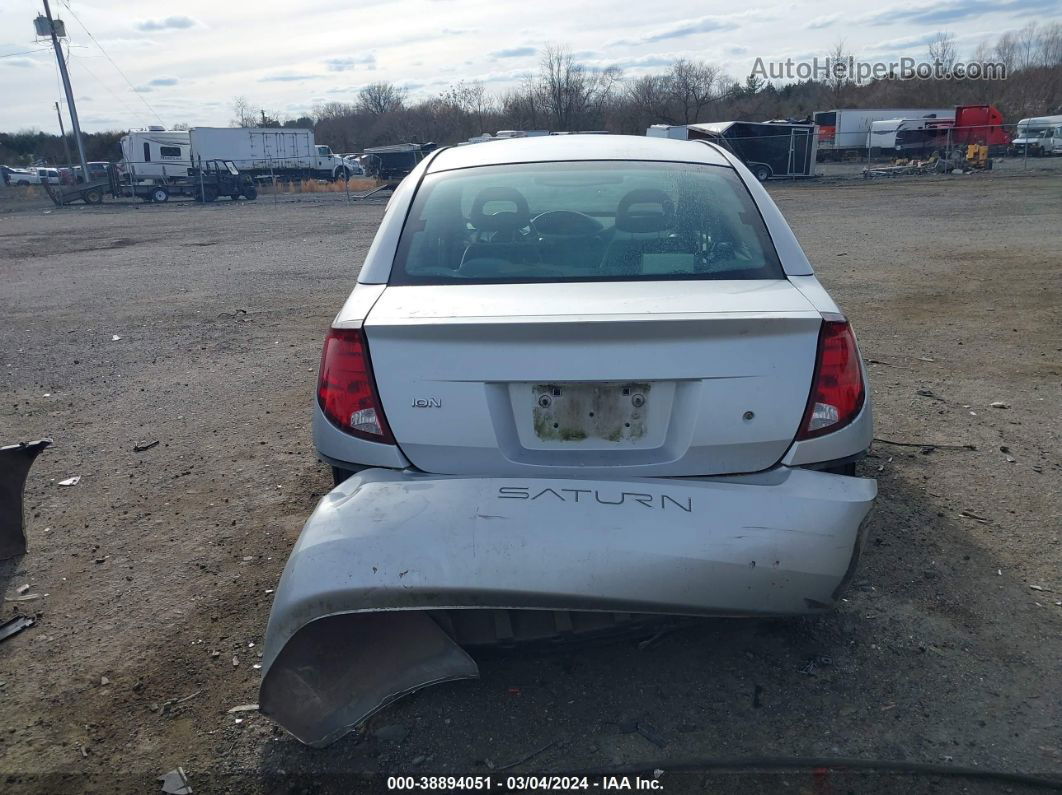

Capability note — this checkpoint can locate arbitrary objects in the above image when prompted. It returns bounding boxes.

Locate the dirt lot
[1,171,1059,793]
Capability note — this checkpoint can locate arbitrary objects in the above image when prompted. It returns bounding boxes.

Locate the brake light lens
[797,316,865,440]
[317,327,394,444]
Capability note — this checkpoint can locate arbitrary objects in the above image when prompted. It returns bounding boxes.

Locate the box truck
[187,128,351,181]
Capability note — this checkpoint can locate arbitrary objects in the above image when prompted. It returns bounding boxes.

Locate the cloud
[258,72,323,82]
[325,54,376,71]
[605,54,679,69]
[610,15,740,46]
[2,58,36,68]
[441,27,477,35]
[135,16,199,32]
[489,46,536,58]
[149,77,179,86]
[806,14,838,29]
[134,86,152,93]
[873,32,944,50]
[96,37,159,50]
[866,0,1057,26]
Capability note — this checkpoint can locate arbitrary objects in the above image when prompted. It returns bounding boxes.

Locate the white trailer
[813,108,952,160]
[119,127,192,183]
[187,128,350,181]
[867,113,957,154]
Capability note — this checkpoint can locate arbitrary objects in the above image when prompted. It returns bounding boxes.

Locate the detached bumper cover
[260,466,875,745]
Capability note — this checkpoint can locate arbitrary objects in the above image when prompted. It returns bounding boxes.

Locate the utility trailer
[47,160,257,205]
[647,121,817,181]
[361,142,437,181]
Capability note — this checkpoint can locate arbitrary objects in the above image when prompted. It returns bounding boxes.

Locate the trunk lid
[364,280,822,477]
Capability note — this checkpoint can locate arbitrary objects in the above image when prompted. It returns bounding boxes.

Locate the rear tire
[83,188,103,205]
[242,186,258,201]
[151,187,169,203]
[751,164,771,182]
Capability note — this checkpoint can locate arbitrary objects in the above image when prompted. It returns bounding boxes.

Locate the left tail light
[796,315,865,440]
[317,327,394,444]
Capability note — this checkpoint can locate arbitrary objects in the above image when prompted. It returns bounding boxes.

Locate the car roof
[427,134,732,172]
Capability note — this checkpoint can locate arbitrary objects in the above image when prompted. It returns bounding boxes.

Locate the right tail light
[796,315,865,440]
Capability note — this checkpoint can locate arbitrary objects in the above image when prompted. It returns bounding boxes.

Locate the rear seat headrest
[615,189,674,233]
[470,187,530,233]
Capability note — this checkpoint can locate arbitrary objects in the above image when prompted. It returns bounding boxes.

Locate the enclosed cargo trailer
[648,122,817,180]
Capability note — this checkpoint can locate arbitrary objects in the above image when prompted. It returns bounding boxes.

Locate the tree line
[3,23,1060,166]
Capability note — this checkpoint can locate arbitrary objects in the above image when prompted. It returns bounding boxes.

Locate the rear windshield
[390,160,783,285]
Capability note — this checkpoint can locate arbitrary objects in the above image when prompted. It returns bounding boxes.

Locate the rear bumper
[260,466,874,745]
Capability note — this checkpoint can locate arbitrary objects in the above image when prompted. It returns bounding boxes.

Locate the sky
[0,0,1056,133]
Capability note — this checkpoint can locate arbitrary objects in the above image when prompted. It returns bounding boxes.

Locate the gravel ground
[0,170,1059,793]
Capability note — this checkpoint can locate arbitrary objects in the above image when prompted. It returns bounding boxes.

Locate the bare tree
[357,82,407,115]
[441,81,495,133]
[826,40,853,104]
[538,45,587,130]
[667,59,719,124]
[230,96,257,127]
[627,74,674,124]
[928,32,958,73]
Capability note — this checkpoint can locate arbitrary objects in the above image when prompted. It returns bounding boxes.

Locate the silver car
[260,135,876,746]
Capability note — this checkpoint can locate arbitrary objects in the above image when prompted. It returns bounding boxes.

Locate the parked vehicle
[1012,115,1062,156]
[68,161,112,184]
[187,127,350,181]
[361,142,437,180]
[118,127,192,183]
[1036,125,1062,155]
[647,121,817,180]
[30,168,61,185]
[2,166,33,186]
[892,117,960,156]
[120,126,351,183]
[813,108,952,160]
[258,134,876,746]
[950,105,1009,149]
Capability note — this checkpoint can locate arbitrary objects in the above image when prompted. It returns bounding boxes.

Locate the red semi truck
[951,105,1010,147]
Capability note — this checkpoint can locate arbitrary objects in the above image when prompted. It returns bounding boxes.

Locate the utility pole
[54,101,74,169]
[39,0,89,178]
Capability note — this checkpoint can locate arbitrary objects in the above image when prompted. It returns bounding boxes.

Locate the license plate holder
[531,382,650,443]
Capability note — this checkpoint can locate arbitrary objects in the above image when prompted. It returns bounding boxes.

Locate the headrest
[470,187,530,233]
[615,189,674,233]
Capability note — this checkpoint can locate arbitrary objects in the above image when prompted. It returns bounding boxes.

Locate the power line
[0,47,51,58]
[67,50,147,124]
[58,0,166,127]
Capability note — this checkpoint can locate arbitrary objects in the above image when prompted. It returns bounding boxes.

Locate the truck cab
[315,145,349,180]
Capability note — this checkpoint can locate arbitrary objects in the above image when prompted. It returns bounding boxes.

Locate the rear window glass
[390,161,782,284]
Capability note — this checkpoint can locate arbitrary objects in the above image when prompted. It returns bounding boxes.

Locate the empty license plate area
[531,382,653,444]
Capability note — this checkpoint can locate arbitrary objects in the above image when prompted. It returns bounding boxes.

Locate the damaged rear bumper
[260,466,875,746]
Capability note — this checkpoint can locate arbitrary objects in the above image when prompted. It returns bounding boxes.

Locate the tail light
[796,315,865,440]
[317,327,394,444]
